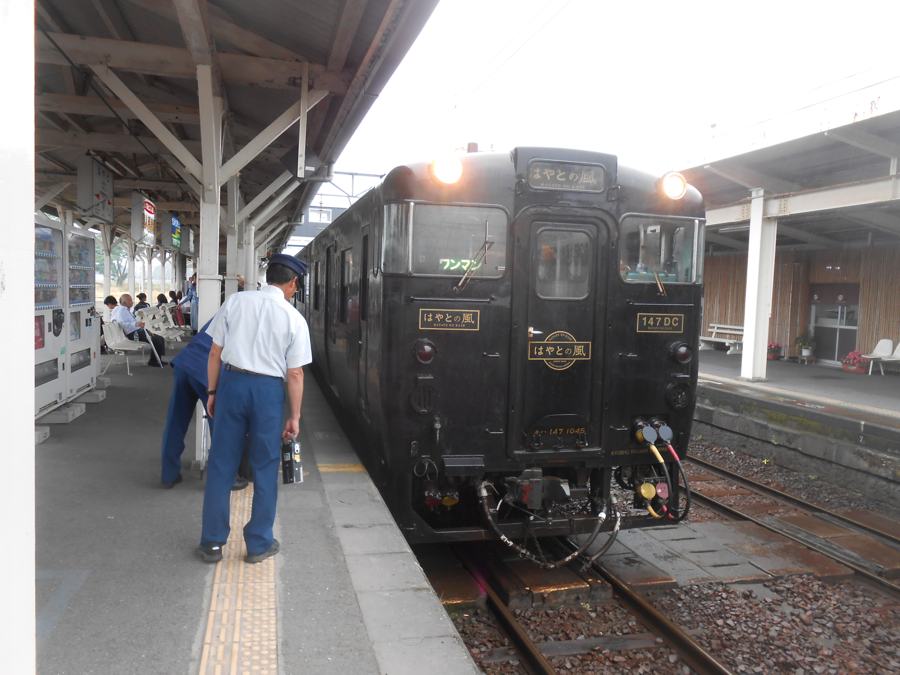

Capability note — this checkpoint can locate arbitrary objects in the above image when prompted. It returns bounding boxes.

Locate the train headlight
[670,341,693,364]
[414,338,437,364]
[660,172,688,200]
[430,156,463,184]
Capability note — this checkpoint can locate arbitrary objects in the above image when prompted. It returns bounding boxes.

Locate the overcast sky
[333,0,900,178]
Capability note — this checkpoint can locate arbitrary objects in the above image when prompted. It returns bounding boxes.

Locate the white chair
[102,321,150,376]
[878,342,900,369]
[861,338,894,375]
[136,308,182,344]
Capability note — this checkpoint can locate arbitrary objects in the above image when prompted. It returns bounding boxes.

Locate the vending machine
[66,231,100,398]
[35,215,67,415]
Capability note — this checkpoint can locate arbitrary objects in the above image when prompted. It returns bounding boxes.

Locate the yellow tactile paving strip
[318,463,365,473]
[198,486,279,675]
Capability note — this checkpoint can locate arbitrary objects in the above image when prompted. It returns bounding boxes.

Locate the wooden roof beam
[328,0,367,72]
[37,32,348,93]
[37,92,201,125]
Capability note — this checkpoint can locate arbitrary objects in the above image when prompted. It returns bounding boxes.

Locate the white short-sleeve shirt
[207,285,312,378]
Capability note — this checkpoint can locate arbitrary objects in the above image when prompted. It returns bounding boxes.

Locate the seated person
[156,293,169,307]
[104,294,166,368]
[133,292,150,313]
[160,318,250,490]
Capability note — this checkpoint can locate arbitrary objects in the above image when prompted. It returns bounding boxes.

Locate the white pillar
[101,224,114,298]
[127,240,137,298]
[740,188,778,380]
[244,222,257,288]
[196,64,223,326]
[224,176,240,298]
[0,0,35,667]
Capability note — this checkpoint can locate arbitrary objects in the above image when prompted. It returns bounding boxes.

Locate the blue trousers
[160,368,210,484]
[201,368,284,556]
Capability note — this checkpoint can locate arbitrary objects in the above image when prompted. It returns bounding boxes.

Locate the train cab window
[381,202,410,273]
[619,216,701,284]
[340,248,352,322]
[534,229,591,300]
[410,204,507,277]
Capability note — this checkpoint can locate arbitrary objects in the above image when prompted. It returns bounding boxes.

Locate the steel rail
[455,548,557,675]
[687,456,900,546]
[559,539,733,675]
[690,491,900,597]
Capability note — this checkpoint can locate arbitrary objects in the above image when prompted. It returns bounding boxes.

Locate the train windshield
[619,215,701,284]
[409,204,508,278]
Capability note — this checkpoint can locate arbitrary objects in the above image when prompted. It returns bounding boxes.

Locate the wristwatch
[207,389,216,395]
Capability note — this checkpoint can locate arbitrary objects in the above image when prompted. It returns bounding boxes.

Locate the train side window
[360,234,369,320]
[534,229,592,300]
[313,261,320,310]
[340,248,352,322]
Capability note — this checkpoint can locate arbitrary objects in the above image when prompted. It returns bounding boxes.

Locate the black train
[297,147,704,559]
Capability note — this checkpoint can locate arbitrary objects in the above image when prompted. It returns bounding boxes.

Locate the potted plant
[767,342,782,360]
[841,351,866,374]
[795,333,816,358]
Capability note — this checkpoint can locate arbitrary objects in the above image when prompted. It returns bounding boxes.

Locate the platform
[696,351,900,495]
[36,344,477,674]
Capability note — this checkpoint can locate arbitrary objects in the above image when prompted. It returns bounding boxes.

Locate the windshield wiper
[654,271,667,297]
[453,219,493,293]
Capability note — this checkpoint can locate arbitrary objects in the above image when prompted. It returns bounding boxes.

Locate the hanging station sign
[130,191,156,246]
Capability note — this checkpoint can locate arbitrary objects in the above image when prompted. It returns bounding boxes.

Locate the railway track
[687,455,900,546]
[454,546,557,675]
[685,459,900,596]
[451,541,735,674]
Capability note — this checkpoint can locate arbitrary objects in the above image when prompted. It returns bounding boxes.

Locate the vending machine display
[35,222,66,413]
[66,232,100,398]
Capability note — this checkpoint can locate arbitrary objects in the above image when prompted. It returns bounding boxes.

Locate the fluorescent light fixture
[88,227,101,235]
[717,225,750,233]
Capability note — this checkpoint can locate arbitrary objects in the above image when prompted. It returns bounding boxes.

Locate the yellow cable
[649,443,665,464]
[646,503,663,519]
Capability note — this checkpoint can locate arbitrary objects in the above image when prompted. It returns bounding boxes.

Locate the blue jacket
[171,319,213,385]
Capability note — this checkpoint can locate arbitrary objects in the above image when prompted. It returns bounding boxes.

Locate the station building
[684,104,900,374]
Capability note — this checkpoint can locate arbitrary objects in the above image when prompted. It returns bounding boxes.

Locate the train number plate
[418,308,480,331]
[636,312,684,334]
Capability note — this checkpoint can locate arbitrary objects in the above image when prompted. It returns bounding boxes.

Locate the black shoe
[246,539,279,564]
[161,474,183,489]
[197,543,223,563]
[231,476,249,491]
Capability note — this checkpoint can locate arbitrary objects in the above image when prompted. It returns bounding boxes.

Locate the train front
[380,148,704,562]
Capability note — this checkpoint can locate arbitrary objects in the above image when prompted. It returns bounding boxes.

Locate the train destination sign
[527,160,606,192]
[528,330,592,371]
[635,312,685,334]
[418,308,480,331]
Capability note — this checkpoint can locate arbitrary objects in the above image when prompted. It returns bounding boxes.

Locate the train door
[357,228,369,413]
[324,243,334,378]
[512,218,607,452]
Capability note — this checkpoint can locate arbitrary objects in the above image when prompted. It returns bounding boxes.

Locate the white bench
[699,323,743,355]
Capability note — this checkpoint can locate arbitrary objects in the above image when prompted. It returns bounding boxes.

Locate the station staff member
[197,254,311,564]
[158,318,250,490]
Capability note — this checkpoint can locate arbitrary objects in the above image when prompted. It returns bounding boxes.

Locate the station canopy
[682,108,900,254]
[35,0,437,253]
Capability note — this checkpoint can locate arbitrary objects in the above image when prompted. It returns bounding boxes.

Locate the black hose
[478,481,605,569]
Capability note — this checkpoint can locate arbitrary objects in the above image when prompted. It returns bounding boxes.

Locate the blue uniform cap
[268,253,306,278]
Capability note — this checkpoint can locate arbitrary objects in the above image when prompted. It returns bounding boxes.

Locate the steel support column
[100,224,114,297]
[740,188,778,381]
